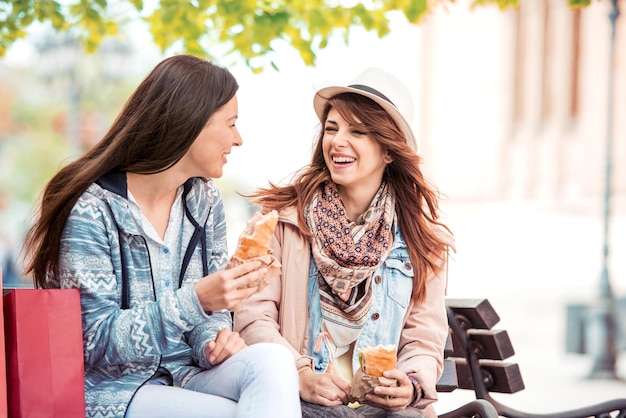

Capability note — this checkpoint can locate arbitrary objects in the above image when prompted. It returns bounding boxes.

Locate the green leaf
[129,0,144,10]
[569,0,592,8]
[405,0,429,23]
[471,0,518,9]
[50,11,67,28]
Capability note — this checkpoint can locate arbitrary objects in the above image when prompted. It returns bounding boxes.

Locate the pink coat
[235,206,454,418]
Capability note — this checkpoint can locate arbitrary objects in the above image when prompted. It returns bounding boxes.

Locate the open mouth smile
[332,156,356,164]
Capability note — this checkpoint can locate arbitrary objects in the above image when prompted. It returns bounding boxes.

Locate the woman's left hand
[364,369,415,410]
[204,328,247,365]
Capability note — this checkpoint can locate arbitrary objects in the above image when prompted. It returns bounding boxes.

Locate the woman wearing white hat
[236,68,454,418]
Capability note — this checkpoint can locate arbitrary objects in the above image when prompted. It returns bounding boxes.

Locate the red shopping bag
[4,288,86,418]
[0,271,8,417]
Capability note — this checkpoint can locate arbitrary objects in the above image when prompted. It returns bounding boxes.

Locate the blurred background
[1,0,625,412]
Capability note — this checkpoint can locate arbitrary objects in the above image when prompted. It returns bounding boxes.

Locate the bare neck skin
[126,170,187,240]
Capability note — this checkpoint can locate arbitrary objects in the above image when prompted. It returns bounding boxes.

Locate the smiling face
[322,107,392,197]
[179,95,241,179]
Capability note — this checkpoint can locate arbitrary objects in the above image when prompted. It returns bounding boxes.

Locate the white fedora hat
[313,68,417,152]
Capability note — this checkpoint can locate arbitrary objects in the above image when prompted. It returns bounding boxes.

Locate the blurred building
[417,0,625,210]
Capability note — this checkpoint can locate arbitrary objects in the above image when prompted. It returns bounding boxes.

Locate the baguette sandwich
[227,210,281,311]
[349,344,398,402]
[232,210,279,260]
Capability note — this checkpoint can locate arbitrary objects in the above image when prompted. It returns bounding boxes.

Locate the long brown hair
[24,55,239,288]
[250,93,450,303]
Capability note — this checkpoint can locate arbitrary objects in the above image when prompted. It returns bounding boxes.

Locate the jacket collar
[93,171,213,236]
[96,170,128,199]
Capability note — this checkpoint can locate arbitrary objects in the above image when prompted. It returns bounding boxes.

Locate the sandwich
[350,344,398,402]
[231,210,279,260]
[227,210,281,311]
[358,344,397,377]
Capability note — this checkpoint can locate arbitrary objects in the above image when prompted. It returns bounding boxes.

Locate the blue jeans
[126,343,302,418]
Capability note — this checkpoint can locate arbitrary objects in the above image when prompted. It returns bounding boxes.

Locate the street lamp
[586,0,620,380]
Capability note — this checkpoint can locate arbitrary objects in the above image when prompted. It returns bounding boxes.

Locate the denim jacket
[58,172,231,418]
[307,227,414,374]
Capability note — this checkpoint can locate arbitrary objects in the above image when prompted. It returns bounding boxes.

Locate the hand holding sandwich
[194,210,280,312]
[195,261,266,312]
[226,210,281,312]
[361,369,416,410]
[350,345,420,410]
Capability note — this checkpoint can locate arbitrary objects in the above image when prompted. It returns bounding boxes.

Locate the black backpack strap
[179,179,210,286]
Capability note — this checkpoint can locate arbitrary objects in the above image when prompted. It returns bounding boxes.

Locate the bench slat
[449,329,515,360]
[446,298,501,330]
[452,358,525,394]
[446,298,500,329]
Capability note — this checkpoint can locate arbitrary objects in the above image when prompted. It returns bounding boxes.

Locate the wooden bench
[440,298,626,418]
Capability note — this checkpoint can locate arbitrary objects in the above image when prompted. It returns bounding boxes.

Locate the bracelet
[407,375,423,407]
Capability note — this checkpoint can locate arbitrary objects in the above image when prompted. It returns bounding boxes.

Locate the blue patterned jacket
[57,171,231,418]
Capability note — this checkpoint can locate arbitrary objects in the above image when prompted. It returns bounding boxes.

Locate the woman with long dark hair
[23,54,301,418]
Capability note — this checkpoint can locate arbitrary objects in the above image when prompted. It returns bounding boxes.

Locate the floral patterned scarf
[305,181,395,349]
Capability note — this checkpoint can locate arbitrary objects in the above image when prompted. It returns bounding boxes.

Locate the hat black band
[349,84,395,107]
